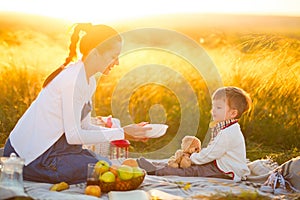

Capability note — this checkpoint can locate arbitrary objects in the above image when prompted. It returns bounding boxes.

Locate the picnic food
[168,136,201,168]
[132,167,145,178]
[118,165,134,180]
[109,165,119,176]
[122,158,139,167]
[95,160,110,174]
[50,181,69,191]
[85,185,101,197]
[91,159,145,192]
[100,171,116,183]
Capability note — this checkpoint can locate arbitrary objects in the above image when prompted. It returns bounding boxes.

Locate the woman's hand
[123,122,152,142]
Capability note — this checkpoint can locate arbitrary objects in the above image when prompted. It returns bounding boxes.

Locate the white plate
[144,124,168,138]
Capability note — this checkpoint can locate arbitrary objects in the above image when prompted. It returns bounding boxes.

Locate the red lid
[110,139,130,147]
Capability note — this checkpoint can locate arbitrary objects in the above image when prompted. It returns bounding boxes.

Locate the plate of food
[143,124,168,138]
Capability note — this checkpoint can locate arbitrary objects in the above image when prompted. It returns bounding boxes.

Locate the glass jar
[0,153,25,193]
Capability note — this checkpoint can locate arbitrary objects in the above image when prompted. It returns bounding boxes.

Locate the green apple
[95,160,110,175]
[132,167,144,178]
[117,165,133,180]
[100,171,116,183]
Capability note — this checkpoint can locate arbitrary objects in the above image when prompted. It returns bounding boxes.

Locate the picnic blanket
[2,159,299,200]
[1,147,299,200]
[17,175,299,200]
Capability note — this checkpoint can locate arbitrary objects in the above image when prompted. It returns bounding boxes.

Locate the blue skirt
[4,134,111,184]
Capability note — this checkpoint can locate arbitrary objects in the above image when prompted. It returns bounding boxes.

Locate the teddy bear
[167,136,201,168]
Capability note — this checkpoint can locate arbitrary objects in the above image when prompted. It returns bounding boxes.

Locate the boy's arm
[190,132,228,165]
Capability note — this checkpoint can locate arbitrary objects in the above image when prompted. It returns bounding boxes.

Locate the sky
[0,0,299,23]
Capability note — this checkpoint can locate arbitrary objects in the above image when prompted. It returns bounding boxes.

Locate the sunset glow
[1,0,300,180]
[0,0,299,23]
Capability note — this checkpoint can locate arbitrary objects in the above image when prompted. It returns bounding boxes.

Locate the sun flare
[0,0,299,23]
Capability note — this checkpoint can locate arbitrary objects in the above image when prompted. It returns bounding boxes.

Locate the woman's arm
[61,75,124,145]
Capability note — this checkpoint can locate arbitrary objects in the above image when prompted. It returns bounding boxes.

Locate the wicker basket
[99,172,145,193]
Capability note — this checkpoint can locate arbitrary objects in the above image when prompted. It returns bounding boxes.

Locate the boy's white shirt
[10,61,124,166]
[190,123,250,181]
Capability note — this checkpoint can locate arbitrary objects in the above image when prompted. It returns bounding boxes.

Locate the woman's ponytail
[42,23,92,88]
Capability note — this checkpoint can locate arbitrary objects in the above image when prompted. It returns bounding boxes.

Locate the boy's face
[211,99,237,122]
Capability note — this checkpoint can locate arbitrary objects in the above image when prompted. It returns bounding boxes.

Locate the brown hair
[42,23,120,88]
[212,86,252,118]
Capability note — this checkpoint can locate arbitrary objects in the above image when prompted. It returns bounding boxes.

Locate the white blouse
[9,61,124,165]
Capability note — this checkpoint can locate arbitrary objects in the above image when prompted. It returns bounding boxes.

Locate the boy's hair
[212,86,252,118]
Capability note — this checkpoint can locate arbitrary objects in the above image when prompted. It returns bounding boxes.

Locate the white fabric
[190,123,250,181]
[9,61,124,166]
[23,174,281,200]
[5,158,291,200]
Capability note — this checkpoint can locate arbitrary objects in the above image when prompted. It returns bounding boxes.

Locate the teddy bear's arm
[180,154,192,168]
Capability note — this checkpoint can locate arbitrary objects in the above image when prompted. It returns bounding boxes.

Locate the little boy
[137,86,252,182]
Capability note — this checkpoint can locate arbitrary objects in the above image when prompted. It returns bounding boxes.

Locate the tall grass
[0,28,67,144]
[207,33,300,148]
[0,25,299,163]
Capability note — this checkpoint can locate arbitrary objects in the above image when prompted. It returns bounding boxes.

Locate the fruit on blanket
[100,171,116,183]
[50,181,69,191]
[117,165,133,180]
[122,158,138,167]
[95,160,110,175]
[132,167,144,178]
[85,185,101,197]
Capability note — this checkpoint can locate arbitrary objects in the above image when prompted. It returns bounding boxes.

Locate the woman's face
[95,41,122,75]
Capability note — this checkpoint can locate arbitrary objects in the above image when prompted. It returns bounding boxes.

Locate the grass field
[0,13,299,164]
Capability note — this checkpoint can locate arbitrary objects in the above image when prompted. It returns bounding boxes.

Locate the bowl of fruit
[87,158,146,193]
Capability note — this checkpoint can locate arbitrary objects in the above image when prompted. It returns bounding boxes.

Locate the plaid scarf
[209,119,239,139]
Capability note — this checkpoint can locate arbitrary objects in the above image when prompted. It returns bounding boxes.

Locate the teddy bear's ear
[192,138,201,148]
[184,137,199,151]
[181,141,190,152]
[181,136,191,150]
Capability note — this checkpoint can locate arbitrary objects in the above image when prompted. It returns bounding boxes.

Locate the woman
[4,23,151,184]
